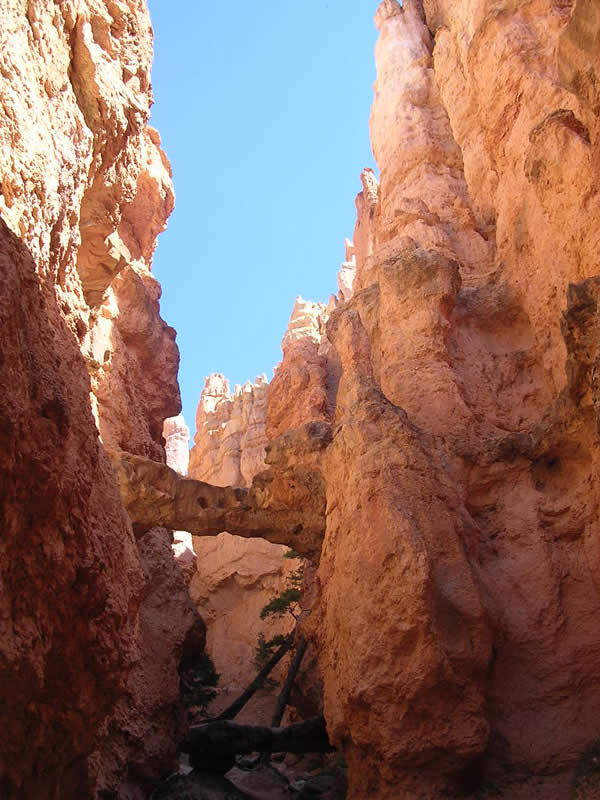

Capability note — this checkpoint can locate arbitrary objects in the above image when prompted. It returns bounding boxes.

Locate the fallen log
[270,635,307,728]
[183,716,333,773]
[150,771,253,799]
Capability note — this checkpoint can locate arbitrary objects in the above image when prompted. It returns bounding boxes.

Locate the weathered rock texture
[0,216,142,799]
[8,0,600,798]
[0,1,191,797]
[188,534,299,722]
[265,1,600,798]
[112,431,327,563]
[90,527,199,800]
[164,414,191,476]
[266,297,336,441]
[164,415,198,582]
[189,373,269,486]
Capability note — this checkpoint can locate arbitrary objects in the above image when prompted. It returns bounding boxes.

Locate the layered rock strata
[0,1,191,796]
[7,0,600,798]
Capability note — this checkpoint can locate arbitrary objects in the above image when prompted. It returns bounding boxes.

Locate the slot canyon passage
[2,0,600,798]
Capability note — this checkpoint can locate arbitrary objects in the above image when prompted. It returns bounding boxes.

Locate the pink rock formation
[188,534,301,724]
[4,1,600,799]
[0,217,143,799]
[90,527,199,800]
[337,239,357,303]
[263,2,600,797]
[163,415,197,583]
[0,1,191,796]
[111,437,327,562]
[189,374,269,487]
[267,297,335,441]
[351,167,379,275]
[164,414,191,476]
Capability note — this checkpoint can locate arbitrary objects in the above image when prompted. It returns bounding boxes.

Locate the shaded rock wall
[90,527,198,800]
[0,0,190,796]
[0,217,142,799]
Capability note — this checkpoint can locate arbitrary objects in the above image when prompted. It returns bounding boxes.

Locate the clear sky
[147,2,379,432]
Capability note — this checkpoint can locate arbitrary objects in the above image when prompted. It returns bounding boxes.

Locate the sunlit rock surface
[3,0,600,798]
[298,1,600,797]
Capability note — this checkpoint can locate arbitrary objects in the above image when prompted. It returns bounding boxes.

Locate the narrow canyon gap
[2,1,600,800]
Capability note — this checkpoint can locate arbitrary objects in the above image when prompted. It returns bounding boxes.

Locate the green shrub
[180,652,220,710]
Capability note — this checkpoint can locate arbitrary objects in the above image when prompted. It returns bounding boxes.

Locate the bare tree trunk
[271,635,307,727]
[213,634,293,722]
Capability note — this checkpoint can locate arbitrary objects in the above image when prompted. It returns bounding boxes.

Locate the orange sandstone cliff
[0,1,197,798]
[199,0,600,796]
[266,1,600,797]
[3,0,600,799]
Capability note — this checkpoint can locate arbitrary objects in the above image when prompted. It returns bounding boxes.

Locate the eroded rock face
[211,2,600,797]
[164,414,191,477]
[0,1,187,796]
[111,434,327,563]
[188,365,326,722]
[10,2,599,798]
[0,218,143,799]
[164,415,198,582]
[188,533,300,723]
[0,0,179,462]
[90,527,200,800]
[189,374,269,487]
[267,297,336,441]
[298,1,600,797]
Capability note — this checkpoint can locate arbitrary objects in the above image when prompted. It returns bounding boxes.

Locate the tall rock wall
[262,1,600,797]
[0,1,193,797]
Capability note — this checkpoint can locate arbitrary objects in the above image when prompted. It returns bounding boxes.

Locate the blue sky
[147,2,378,431]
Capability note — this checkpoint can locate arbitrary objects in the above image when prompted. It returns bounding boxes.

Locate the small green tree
[180,652,220,713]
[260,552,304,620]
[253,551,305,690]
[212,551,308,725]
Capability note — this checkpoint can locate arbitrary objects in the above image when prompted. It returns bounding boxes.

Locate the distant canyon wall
[188,374,301,723]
